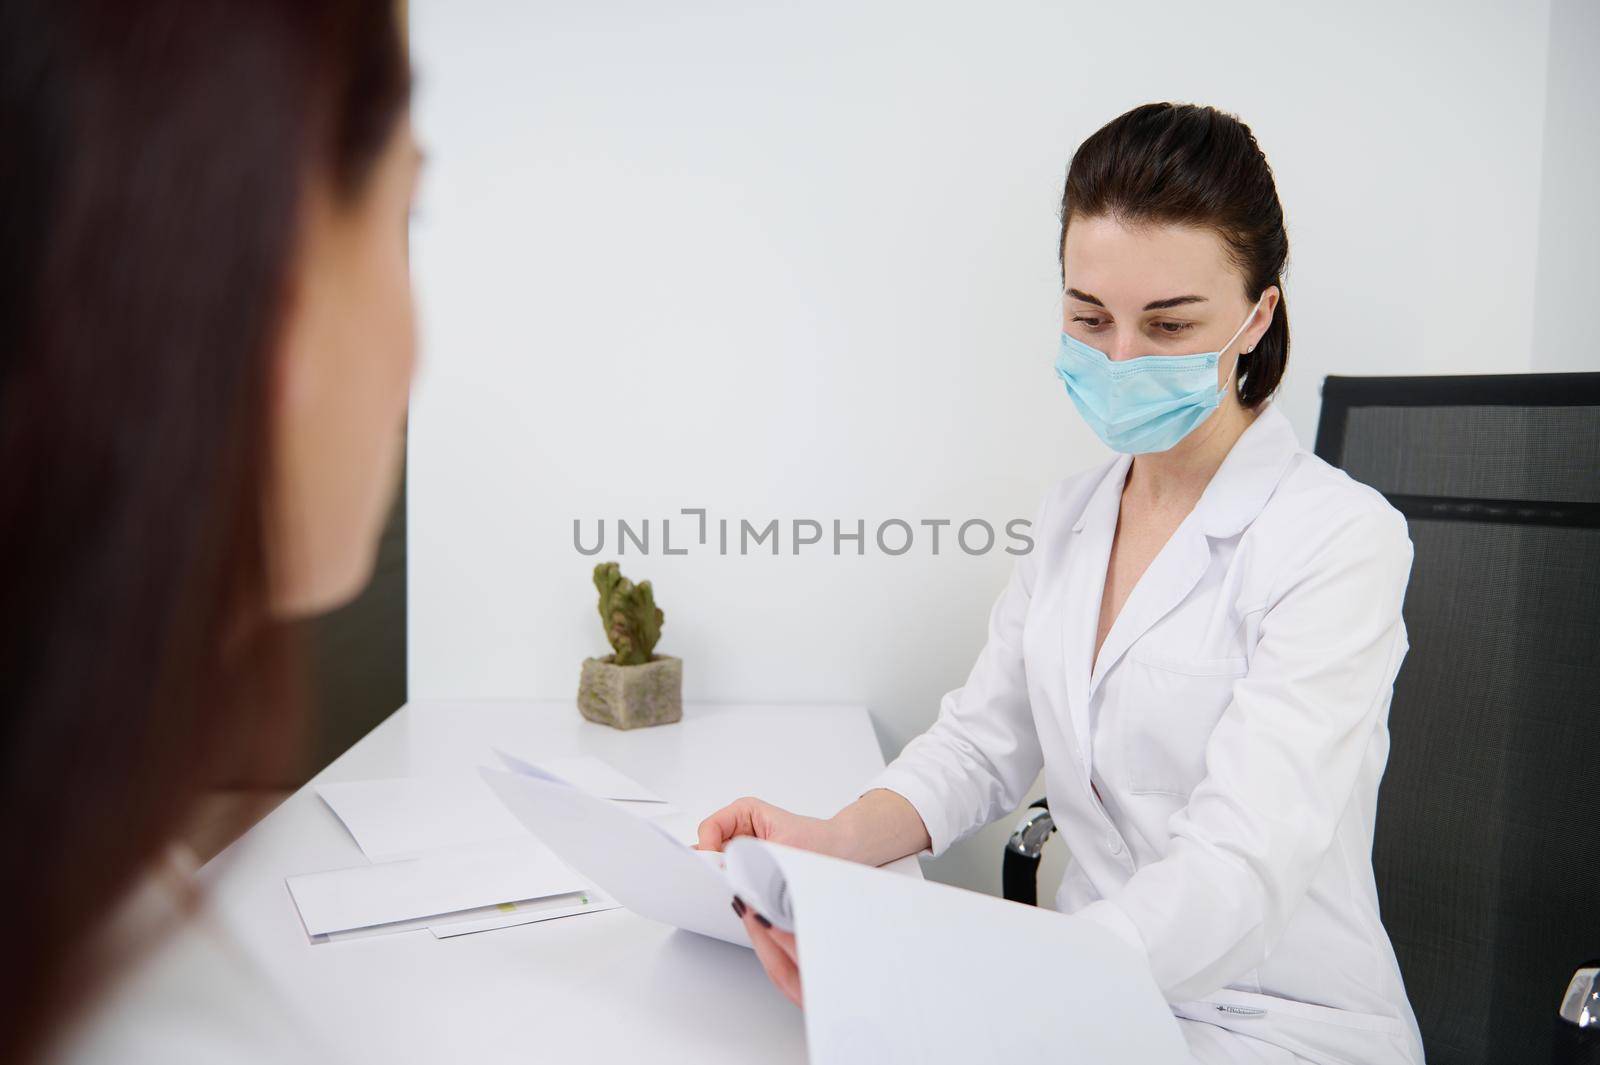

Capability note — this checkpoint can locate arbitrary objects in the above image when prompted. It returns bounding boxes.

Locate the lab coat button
[1107,833,1124,855]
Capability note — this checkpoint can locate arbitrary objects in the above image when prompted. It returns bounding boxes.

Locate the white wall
[1533,0,1600,374]
[407,0,1560,894]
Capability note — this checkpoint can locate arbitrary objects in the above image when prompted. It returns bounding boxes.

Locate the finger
[696,799,760,852]
[696,805,743,852]
[766,927,799,966]
[745,916,803,1007]
[745,901,806,965]
[736,901,802,1006]
[739,898,799,964]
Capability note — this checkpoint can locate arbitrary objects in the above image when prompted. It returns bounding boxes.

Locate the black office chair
[1003,373,1600,1064]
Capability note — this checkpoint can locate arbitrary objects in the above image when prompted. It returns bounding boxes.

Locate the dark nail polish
[754,912,772,929]
[732,896,747,918]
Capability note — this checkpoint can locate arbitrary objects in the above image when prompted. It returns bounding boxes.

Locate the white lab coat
[867,400,1426,1065]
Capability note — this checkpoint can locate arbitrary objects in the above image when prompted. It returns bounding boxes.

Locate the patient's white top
[39,847,332,1065]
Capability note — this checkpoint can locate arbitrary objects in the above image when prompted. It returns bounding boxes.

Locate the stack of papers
[287,752,676,941]
[479,767,1190,1064]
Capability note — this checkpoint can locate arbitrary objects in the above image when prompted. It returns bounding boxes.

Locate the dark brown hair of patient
[0,1,409,1058]
[1060,102,1292,408]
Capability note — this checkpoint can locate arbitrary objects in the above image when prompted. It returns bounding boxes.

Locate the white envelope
[426,889,620,939]
[286,837,587,937]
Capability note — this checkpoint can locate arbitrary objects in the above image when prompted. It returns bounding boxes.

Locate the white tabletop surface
[200,699,916,1065]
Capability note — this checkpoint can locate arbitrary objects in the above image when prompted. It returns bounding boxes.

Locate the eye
[1153,320,1194,335]
[1070,314,1107,328]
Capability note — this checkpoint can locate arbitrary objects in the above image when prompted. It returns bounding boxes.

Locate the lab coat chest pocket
[1114,652,1248,796]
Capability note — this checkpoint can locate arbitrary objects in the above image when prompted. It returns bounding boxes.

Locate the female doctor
[697,102,1424,1065]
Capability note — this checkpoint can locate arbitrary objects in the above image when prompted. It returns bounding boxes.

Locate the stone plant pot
[577,655,682,730]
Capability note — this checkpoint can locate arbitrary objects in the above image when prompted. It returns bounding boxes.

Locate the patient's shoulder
[40,853,330,1065]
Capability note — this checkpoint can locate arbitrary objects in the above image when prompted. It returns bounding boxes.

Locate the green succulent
[593,561,663,666]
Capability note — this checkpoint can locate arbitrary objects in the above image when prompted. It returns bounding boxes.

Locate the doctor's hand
[693,796,846,858]
[733,894,803,1007]
[696,788,932,868]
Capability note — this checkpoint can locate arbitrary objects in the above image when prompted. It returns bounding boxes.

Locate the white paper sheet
[286,837,587,937]
[497,750,669,804]
[317,758,676,865]
[726,840,1190,1065]
[638,809,699,846]
[316,774,529,862]
[479,766,749,947]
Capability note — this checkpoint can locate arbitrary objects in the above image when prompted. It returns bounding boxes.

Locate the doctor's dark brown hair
[1059,102,1291,409]
[0,0,408,1059]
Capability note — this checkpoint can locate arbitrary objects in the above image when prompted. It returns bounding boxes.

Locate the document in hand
[480,761,748,946]
[480,764,1189,1064]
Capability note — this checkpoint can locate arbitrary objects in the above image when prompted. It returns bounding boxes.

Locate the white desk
[200,700,916,1064]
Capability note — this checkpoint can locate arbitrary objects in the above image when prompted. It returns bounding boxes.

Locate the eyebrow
[1065,288,1209,312]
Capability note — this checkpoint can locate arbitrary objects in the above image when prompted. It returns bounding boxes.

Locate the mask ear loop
[1220,294,1265,358]
[1220,294,1265,394]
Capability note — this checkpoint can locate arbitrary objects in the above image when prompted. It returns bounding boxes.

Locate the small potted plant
[577,562,682,730]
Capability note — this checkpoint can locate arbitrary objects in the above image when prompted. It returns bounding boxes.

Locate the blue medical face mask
[1053,296,1261,455]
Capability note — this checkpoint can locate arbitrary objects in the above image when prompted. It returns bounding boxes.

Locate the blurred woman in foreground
[0,1,417,1060]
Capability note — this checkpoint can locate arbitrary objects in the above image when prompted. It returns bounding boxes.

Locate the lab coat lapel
[1086,401,1302,704]
[1087,521,1211,699]
[1060,455,1130,777]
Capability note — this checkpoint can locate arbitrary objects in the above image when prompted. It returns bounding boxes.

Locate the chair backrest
[1314,373,1600,1065]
